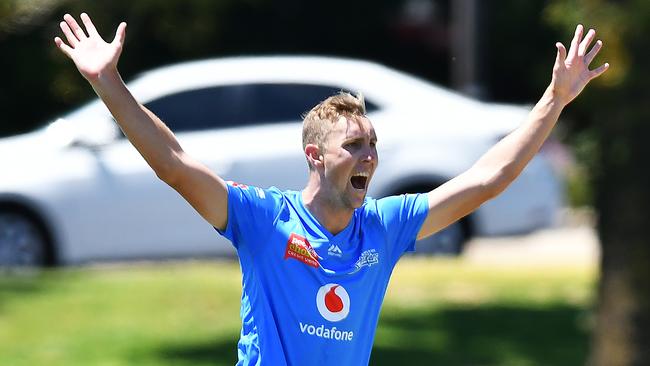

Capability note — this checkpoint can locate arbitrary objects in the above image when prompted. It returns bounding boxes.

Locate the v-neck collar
[297,191,356,242]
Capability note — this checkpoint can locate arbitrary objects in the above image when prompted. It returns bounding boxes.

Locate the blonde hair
[302,92,366,169]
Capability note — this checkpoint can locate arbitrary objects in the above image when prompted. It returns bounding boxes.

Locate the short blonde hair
[302,92,366,169]
[302,92,366,161]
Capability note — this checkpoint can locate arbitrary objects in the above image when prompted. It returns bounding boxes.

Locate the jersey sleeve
[374,193,429,263]
[215,182,284,250]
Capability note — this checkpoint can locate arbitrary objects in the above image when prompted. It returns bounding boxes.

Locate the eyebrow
[343,136,378,144]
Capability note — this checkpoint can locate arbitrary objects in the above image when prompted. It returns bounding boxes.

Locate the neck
[302,176,354,235]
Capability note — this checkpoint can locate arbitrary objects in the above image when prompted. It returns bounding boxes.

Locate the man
[55,13,608,365]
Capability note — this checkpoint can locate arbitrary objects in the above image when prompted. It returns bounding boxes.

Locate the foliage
[481,1,561,103]
[0,0,569,137]
[543,0,649,161]
[544,1,650,364]
[542,0,650,207]
[543,0,650,218]
[0,0,403,136]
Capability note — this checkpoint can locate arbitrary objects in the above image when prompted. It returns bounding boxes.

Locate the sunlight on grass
[372,257,596,366]
[0,257,596,366]
[386,257,596,308]
[0,261,242,366]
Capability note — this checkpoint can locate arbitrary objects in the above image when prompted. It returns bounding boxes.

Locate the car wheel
[415,221,466,256]
[0,211,47,267]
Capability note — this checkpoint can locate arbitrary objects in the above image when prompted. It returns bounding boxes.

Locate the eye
[370,141,377,148]
[345,141,361,149]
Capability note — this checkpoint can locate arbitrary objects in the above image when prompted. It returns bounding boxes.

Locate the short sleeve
[375,193,429,263]
[215,182,284,250]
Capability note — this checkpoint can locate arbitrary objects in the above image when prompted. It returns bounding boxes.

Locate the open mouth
[350,173,369,190]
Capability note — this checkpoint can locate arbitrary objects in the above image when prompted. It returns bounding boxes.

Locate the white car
[0,56,562,266]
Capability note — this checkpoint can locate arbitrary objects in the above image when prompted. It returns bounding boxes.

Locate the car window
[247,83,379,124]
[144,84,248,133]
[142,83,380,133]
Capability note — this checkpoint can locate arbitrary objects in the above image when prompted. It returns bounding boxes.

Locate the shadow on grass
[0,269,64,309]
[155,338,239,366]
[152,304,589,366]
[371,304,590,366]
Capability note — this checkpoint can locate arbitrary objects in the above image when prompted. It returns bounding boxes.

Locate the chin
[347,191,367,209]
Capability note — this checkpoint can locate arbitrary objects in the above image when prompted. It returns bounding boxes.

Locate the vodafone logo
[316,284,350,322]
[299,284,354,341]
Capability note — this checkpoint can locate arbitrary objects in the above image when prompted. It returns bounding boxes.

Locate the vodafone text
[299,322,354,341]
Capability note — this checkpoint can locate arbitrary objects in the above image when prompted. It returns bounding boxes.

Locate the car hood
[0,129,65,162]
[0,128,82,191]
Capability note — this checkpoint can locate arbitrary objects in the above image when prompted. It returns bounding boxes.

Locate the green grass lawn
[0,258,595,366]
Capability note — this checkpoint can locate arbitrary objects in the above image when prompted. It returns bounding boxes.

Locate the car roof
[61,55,524,135]
[125,55,480,110]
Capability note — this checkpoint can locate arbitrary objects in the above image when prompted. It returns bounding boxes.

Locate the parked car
[0,56,563,267]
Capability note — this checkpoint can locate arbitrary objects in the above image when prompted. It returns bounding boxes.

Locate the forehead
[329,116,377,141]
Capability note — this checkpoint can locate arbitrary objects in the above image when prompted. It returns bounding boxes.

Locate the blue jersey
[217,182,428,366]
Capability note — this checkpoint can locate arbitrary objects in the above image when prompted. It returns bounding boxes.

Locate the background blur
[1,0,588,138]
[1,0,648,365]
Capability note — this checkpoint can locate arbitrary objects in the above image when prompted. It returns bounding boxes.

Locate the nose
[362,145,377,163]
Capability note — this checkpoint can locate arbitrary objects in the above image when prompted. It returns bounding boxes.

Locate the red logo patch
[284,233,320,268]
[226,181,249,189]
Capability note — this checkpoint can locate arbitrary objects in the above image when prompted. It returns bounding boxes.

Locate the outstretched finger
[54,37,73,58]
[568,24,583,60]
[59,21,78,47]
[80,13,100,38]
[64,14,88,40]
[112,22,127,46]
[555,42,567,66]
[589,62,610,81]
[578,28,596,57]
[584,40,603,65]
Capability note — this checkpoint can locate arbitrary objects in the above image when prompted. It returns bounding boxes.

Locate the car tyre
[0,210,47,267]
[391,182,469,256]
[415,221,466,256]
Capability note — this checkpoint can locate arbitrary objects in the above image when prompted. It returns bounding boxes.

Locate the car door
[79,82,358,260]
[71,85,252,260]
[142,82,357,256]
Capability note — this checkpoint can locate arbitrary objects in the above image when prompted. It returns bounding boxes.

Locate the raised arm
[417,24,608,240]
[54,13,229,230]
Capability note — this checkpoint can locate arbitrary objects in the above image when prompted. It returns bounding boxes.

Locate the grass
[373,259,595,366]
[0,257,596,366]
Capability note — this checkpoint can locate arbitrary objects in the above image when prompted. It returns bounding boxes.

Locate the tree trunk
[588,123,650,366]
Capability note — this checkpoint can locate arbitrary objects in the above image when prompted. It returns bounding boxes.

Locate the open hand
[54,13,126,81]
[552,24,609,106]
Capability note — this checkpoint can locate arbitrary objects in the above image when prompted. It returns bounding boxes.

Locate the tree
[0,0,409,137]
[545,1,650,364]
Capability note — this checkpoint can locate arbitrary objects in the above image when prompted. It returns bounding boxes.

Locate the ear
[305,144,324,169]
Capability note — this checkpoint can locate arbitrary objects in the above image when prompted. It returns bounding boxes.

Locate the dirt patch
[464,209,599,267]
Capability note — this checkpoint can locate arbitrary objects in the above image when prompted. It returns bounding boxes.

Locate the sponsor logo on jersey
[316,283,350,322]
[284,233,319,268]
[227,181,265,199]
[298,283,354,342]
[226,181,249,189]
[327,244,343,257]
[298,322,354,341]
